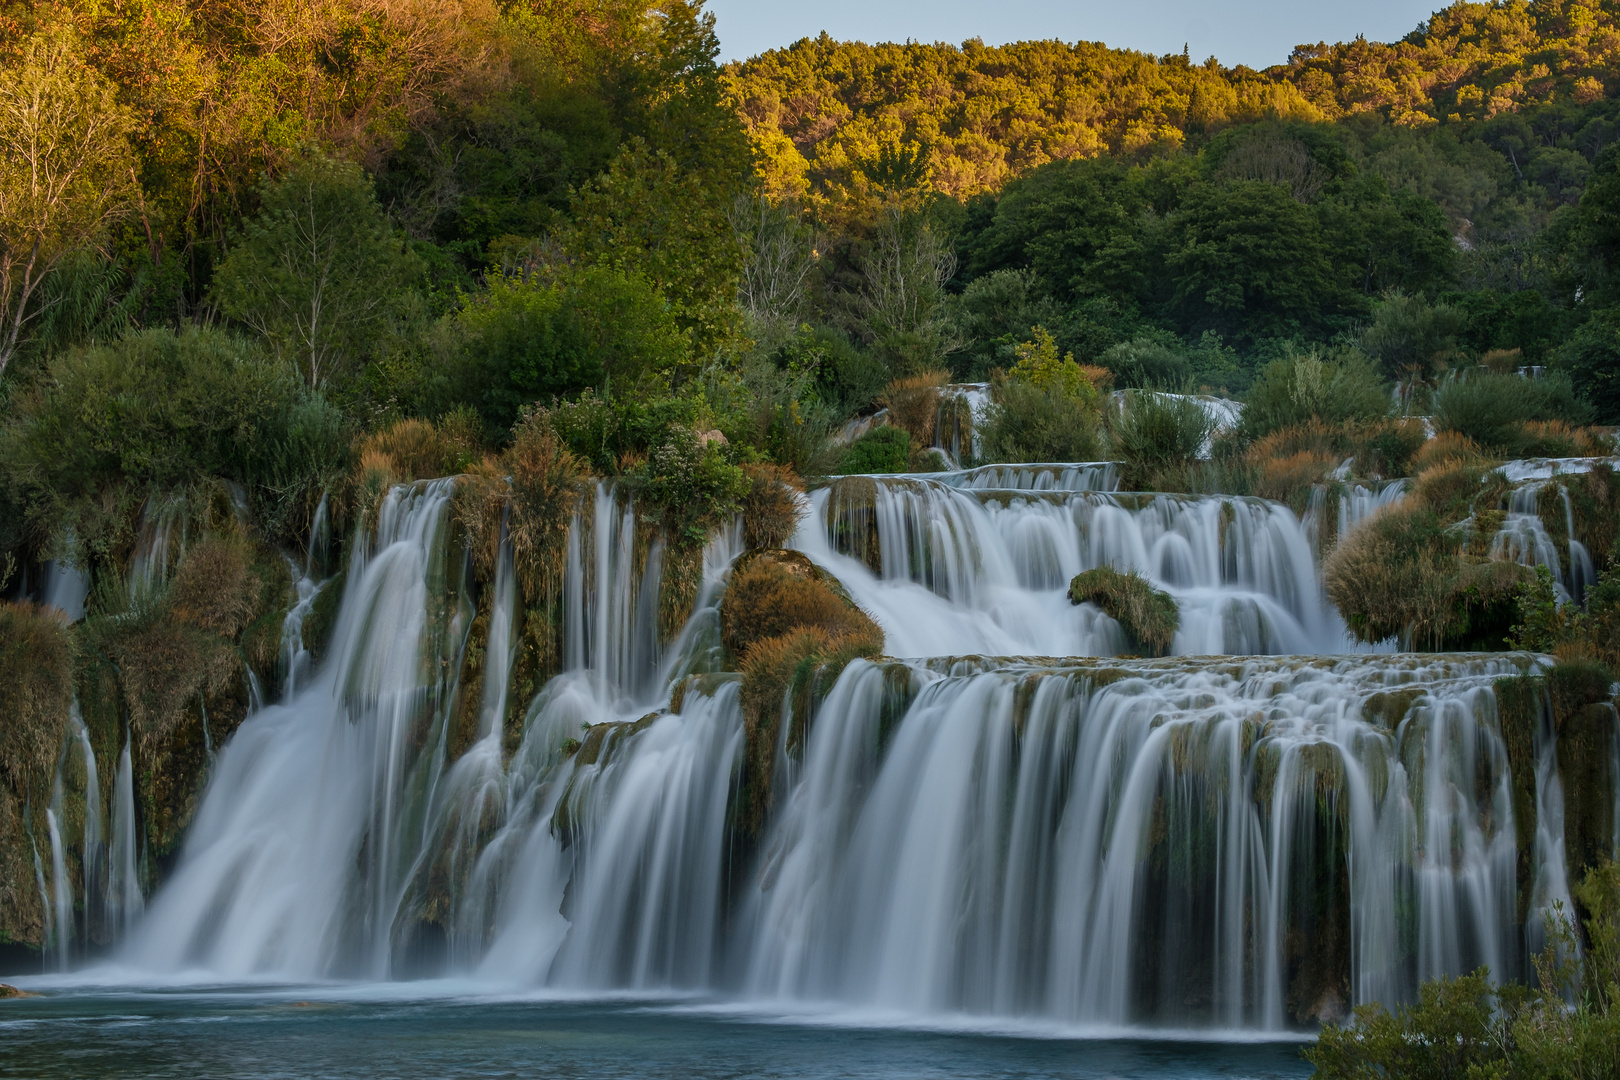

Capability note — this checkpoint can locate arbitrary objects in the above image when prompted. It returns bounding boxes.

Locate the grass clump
[1107,391,1213,490]
[1067,566,1179,656]
[838,425,912,473]
[739,464,804,550]
[881,369,950,448]
[0,602,74,796]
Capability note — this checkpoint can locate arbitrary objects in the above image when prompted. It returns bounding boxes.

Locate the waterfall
[45,807,71,969]
[101,461,1614,1033]
[74,705,105,944]
[125,479,470,977]
[1492,484,1572,600]
[740,654,1532,1027]
[108,735,144,939]
[801,478,1356,657]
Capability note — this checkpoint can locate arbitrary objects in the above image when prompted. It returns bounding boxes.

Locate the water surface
[0,984,1314,1079]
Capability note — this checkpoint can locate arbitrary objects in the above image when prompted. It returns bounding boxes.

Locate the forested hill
[727,1,1620,202]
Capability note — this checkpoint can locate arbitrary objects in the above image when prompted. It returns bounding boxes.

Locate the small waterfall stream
[73,461,1614,1032]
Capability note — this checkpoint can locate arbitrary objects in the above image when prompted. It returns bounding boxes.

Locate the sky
[706,0,1443,70]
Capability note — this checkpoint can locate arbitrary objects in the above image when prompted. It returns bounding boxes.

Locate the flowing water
[8,459,1617,1073]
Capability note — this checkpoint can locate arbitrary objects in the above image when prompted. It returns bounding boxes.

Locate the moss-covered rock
[1067,566,1179,657]
[720,549,885,837]
[720,549,880,662]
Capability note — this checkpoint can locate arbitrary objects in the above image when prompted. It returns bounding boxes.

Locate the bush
[720,549,880,661]
[1241,348,1390,439]
[1306,862,1620,1080]
[1100,334,1192,391]
[1067,566,1179,656]
[1325,502,1459,645]
[634,427,749,548]
[839,425,912,473]
[1108,392,1213,488]
[1,326,341,556]
[1431,371,1594,454]
[1553,308,1620,425]
[453,265,688,433]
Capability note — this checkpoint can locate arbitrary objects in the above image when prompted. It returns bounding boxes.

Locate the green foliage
[1164,180,1350,345]
[943,268,1064,380]
[1358,293,1467,388]
[1510,565,1567,652]
[838,426,912,474]
[211,155,421,389]
[1108,392,1214,488]
[633,427,749,548]
[1100,335,1192,391]
[1306,862,1620,1080]
[1067,566,1179,656]
[1242,349,1390,439]
[452,264,688,433]
[1,326,345,557]
[979,378,1105,466]
[1431,371,1593,453]
[1554,308,1620,425]
[563,139,743,364]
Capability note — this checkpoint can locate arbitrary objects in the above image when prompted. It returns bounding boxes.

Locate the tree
[1358,292,1467,395]
[1163,179,1345,344]
[0,29,135,380]
[564,139,744,365]
[210,155,420,389]
[453,264,689,432]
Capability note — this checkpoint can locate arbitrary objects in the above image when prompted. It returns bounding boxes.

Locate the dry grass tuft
[0,602,74,795]
[739,464,804,551]
[882,369,951,448]
[1411,430,1488,473]
[721,550,880,660]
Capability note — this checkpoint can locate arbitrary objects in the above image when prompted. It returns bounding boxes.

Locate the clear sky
[706,0,1443,70]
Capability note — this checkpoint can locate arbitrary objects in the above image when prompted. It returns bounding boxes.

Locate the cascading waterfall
[803,477,1355,657]
[740,655,1534,1027]
[108,735,144,939]
[103,464,1615,1033]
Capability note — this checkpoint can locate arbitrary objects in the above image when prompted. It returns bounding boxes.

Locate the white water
[801,477,1356,658]
[79,464,1611,1032]
[741,654,1533,1026]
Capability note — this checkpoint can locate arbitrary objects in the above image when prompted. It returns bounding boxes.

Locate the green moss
[1067,566,1180,657]
[1494,673,1542,922]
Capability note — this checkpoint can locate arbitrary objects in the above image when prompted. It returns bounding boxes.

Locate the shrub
[1100,335,1192,390]
[1067,566,1179,656]
[1410,430,1487,473]
[839,425,912,473]
[1431,371,1594,454]
[1326,502,1460,646]
[881,369,950,448]
[1351,418,1428,477]
[1241,348,1390,439]
[0,325,342,557]
[1108,392,1213,489]
[452,265,688,433]
[979,377,1104,465]
[739,464,803,550]
[0,602,73,795]
[635,427,749,548]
